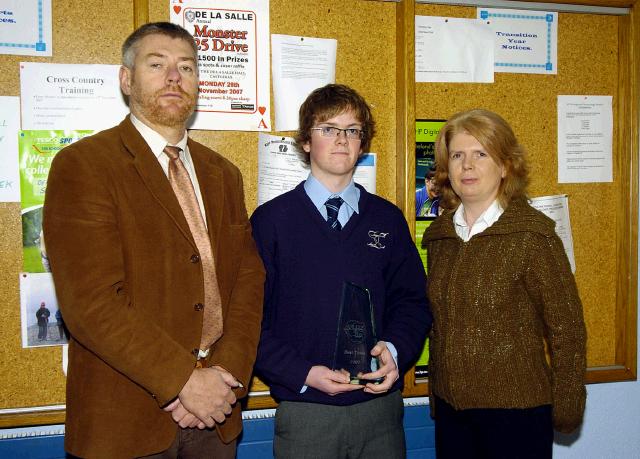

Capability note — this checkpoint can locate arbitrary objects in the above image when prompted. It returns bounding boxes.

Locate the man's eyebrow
[144,52,166,59]
[143,52,195,63]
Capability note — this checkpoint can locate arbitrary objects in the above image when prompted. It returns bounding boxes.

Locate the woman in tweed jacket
[422,109,586,458]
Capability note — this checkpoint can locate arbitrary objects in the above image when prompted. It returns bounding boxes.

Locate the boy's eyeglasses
[311,126,364,140]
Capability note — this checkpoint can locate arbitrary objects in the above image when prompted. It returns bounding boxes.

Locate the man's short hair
[434,108,529,210]
[295,84,376,164]
[122,22,197,69]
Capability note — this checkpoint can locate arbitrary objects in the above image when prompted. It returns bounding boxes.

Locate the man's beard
[130,82,197,128]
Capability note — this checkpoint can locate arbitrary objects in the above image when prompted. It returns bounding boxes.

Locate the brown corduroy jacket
[43,116,265,458]
[423,199,586,433]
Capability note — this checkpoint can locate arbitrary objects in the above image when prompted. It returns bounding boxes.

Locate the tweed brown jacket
[423,199,586,433]
[43,117,265,458]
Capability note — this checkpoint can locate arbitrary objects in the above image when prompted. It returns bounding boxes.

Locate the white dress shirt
[453,200,504,242]
[130,114,207,227]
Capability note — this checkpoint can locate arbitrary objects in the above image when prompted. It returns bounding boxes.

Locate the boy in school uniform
[250,84,432,458]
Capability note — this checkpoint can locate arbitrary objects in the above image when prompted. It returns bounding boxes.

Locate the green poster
[415,120,445,183]
[415,219,432,272]
[414,120,445,381]
[19,130,92,272]
[415,120,443,143]
[415,218,432,380]
[415,338,429,380]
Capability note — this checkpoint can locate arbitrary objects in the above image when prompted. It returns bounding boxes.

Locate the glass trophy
[332,282,383,384]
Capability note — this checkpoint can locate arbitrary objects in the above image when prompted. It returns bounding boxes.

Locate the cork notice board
[0,0,637,427]
[400,1,638,397]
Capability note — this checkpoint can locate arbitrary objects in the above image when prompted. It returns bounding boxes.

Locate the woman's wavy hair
[434,109,529,210]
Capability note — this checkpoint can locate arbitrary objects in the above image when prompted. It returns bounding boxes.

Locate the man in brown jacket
[43,22,264,458]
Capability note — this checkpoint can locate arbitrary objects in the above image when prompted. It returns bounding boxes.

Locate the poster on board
[20,272,68,348]
[415,120,445,220]
[413,120,446,381]
[18,131,90,349]
[257,133,377,205]
[477,8,558,74]
[271,34,337,131]
[0,96,20,202]
[415,16,494,83]
[170,0,271,131]
[557,95,613,183]
[529,194,577,273]
[20,62,128,132]
[19,130,92,273]
[0,0,52,57]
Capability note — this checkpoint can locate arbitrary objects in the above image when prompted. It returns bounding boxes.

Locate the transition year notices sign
[171,0,270,131]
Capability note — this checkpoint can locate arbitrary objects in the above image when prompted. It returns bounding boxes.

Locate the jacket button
[190,254,200,263]
[194,303,204,311]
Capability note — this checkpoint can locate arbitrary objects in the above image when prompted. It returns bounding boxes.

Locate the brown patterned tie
[164,145,223,351]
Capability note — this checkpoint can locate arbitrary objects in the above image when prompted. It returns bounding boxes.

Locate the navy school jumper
[250,181,432,406]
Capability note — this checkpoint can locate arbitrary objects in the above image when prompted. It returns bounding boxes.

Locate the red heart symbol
[173,5,181,14]
[258,106,266,115]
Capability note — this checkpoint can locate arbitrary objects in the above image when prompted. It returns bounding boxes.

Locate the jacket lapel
[119,117,197,250]
[189,140,224,259]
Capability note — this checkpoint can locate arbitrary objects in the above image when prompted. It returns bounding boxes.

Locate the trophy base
[349,376,384,385]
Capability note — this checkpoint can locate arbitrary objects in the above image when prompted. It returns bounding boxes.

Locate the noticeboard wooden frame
[0,0,637,428]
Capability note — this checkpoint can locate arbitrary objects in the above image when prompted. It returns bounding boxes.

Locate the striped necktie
[164,145,223,351]
[325,196,344,231]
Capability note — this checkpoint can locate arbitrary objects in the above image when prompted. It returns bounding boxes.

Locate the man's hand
[178,366,241,427]
[360,341,399,394]
[163,399,205,429]
[305,365,364,396]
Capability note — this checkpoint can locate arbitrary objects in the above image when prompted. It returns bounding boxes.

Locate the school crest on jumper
[367,230,388,249]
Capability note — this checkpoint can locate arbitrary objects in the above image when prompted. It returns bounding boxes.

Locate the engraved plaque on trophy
[332,282,383,384]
